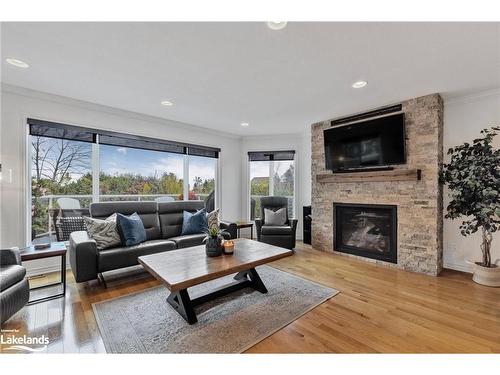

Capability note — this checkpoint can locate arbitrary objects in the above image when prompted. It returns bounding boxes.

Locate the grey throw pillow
[264,208,287,226]
[84,214,121,250]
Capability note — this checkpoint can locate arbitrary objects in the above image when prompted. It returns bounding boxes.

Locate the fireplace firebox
[334,203,397,263]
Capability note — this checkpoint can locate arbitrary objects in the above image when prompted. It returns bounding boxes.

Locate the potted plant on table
[203,227,227,257]
[440,126,500,286]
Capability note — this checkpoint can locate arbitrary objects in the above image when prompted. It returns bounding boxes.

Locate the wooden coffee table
[138,238,293,324]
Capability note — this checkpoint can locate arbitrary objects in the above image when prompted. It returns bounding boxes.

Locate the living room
[1,1,500,372]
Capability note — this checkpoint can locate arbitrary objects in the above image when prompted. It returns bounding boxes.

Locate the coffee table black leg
[167,289,198,324]
[234,268,268,293]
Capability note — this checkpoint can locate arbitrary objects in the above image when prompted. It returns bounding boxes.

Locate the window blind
[28,118,220,158]
[248,150,295,161]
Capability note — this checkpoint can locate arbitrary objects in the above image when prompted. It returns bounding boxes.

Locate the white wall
[443,89,500,272]
[240,131,311,239]
[0,85,243,274]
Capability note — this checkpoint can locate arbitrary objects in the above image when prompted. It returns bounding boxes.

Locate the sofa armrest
[0,247,21,266]
[290,218,298,233]
[254,219,263,240]
[219,220,237,239]
[69,231,98,283]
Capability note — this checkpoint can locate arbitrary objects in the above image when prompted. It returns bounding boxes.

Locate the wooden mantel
[316,168,421,183]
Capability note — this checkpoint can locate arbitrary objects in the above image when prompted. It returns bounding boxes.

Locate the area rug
[92,265,339,353]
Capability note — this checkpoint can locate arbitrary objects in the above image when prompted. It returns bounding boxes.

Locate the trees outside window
[31,136,92,239]
[99,145,184,201]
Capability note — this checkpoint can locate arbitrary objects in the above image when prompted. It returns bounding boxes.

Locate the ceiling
[2,22,499,136]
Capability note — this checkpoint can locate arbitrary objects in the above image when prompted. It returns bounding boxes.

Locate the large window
[188,155,217,204]
[99,145,184,201]
[248,151,295,220]
[28,118,219,243]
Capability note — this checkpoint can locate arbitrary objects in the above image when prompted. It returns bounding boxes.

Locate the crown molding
[444,87,500,106]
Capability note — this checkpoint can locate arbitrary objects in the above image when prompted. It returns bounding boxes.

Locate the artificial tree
[440,126,500,268]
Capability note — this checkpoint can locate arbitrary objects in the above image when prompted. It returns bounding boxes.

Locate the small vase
[205,236,223,257]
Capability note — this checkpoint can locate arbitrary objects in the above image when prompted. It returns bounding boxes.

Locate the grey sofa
[255,196,298,249]
[1,248,30,324]
[69,200,237,284]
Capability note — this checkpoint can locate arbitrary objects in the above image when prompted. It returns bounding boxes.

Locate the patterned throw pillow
[206,209,220,231]
[84,214,121,250]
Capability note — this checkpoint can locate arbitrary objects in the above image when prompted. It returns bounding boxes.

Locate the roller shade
[187,146,219,159]
[28,118,220,157]
[28,118,96,143]
[98,133,186,155]
[248,150,295,161]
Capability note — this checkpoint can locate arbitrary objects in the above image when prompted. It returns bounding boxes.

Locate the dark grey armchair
[1,248,30,324]
[255,196,297,249]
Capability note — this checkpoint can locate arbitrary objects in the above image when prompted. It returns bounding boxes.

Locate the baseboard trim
[443,262,472,274]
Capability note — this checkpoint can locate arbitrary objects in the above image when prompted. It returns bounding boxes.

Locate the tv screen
[324,113,406,171]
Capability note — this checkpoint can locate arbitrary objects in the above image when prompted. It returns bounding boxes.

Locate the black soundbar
[330,104,402,127]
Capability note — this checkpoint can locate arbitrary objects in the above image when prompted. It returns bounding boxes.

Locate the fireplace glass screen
[334,203,397,263]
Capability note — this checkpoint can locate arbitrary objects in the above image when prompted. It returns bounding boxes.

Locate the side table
[20,242,67,305]
[234,221,254,239]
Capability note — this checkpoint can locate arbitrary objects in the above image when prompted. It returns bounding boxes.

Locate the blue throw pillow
[116,212,147,247]
[181,209,208,235]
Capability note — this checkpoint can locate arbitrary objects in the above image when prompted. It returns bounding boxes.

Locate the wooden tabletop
[20,242,67,261]
[138,238,293,292]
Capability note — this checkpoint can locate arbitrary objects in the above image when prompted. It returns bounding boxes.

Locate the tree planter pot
[469,261,500,287]
[205,236,223,257]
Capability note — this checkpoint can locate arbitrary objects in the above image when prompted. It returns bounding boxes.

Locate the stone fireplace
[311,94,443,276]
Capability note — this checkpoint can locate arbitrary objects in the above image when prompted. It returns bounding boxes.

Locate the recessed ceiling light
[240,122,249,127]
[160,100,173,106]
[266,21,287,30]
[5,58,29,68]
[352,80,368,89]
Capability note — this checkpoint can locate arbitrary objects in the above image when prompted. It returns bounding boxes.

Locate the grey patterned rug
[92,265,339,353]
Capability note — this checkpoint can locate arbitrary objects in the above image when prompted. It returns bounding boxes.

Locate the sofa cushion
[84,214,121,250]
[90,201,161,241]
[181,209,208,235]
[158,201,205,239]
[261,225,293,236]
[116,213,147,246]
[0,265,26,292]
[168,233,206,249]
[97,239,176,272]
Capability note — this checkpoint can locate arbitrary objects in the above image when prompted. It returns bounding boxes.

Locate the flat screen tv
[324,113,406,171]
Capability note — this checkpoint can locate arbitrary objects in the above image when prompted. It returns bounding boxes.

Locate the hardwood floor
[1,242,499,353]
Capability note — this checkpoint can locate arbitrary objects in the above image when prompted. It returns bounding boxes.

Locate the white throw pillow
[84,214,121,250]
[264,208,287,226]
